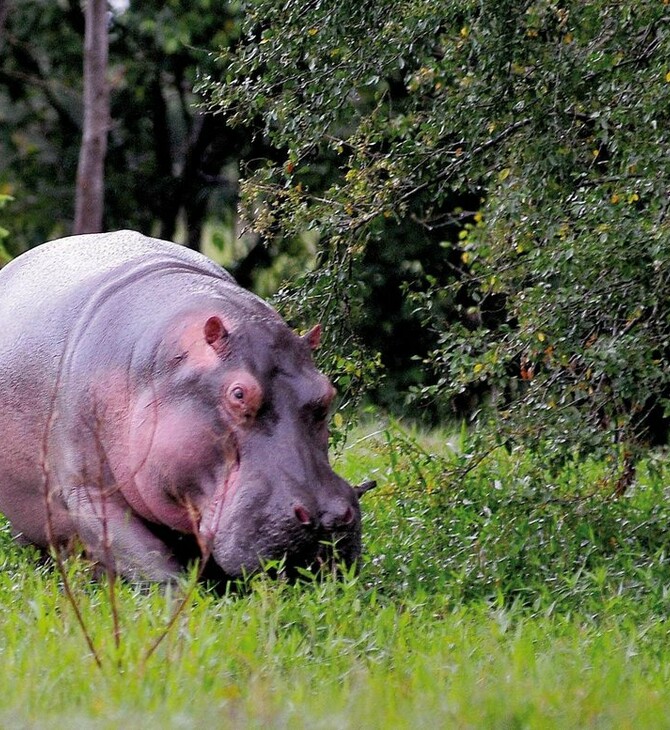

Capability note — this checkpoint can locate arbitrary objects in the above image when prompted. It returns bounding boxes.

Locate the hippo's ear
[304,324,322,351]
[204,316,229,353]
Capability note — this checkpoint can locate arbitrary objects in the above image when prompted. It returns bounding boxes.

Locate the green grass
[2,424,670,728]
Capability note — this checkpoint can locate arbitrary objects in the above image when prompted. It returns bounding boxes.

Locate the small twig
[90,410,122,656]
[353,480,377,499]
[41,376,103,671]
[139,500,209,669]
[348,117,533,232]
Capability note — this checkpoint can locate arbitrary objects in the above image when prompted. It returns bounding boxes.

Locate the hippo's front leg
[64,485,182,582]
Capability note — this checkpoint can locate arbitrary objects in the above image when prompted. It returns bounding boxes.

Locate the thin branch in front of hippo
[40,366,103,671]
[89,404,123,656]
[139,494,208,669]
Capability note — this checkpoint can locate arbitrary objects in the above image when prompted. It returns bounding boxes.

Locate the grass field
[2,423,670,728]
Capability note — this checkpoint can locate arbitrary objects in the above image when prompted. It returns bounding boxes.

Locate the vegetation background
[1,0,670,726]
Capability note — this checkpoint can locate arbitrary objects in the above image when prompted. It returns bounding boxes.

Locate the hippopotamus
[0,230,370,582]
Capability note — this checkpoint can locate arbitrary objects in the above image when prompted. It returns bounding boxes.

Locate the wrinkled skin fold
[0,230,365,582]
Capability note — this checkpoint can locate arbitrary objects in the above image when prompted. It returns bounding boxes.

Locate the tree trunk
[0,0,9,53]
[74,0,109,234]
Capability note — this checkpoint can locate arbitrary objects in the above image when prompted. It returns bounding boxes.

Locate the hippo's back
[0,230,231,316]
[0,230,237,371]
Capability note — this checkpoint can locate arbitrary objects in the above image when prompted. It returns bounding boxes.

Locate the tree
[203,0,670,463]
[0,0,254,253]
[74,0,109,234]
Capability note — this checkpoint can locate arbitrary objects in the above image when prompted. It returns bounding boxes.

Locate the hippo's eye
[231,386,245,401]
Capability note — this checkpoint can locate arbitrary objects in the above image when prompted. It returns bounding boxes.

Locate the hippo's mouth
[287,532,362,580]
[146,520,360,589]
[215,531,361,585]
[210,516,362,582]
[251,503,365,582]
[214,480,376,583]
[156,478,374,588]
[196,501,363,586]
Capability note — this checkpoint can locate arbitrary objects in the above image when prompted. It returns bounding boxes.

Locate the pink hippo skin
[0,230,362,581]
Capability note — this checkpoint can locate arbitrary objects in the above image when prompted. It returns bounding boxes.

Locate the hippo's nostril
[294,505,312,526]
[321,504,356,531]
[341,505,355,526]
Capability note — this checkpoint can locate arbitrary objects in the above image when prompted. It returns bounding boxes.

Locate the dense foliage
[203,0,670,461]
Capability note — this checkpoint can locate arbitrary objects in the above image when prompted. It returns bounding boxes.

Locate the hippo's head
[198,314,363,578]
[130,301,364,581]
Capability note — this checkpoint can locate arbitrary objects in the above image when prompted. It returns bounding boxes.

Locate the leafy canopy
[203,0,670,460]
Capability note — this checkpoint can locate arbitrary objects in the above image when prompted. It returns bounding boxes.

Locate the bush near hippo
[205,0,670,464]
[2,425,670,727]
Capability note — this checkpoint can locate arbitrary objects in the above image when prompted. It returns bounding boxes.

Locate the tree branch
[349,117,533,231]
[74,0,110,234]
[0,35,81,133]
